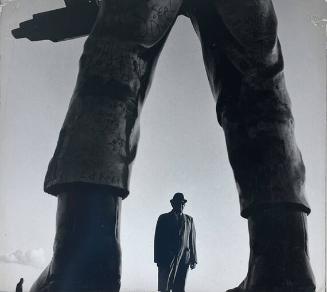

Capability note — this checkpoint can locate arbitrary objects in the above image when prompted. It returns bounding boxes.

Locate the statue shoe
[226,206,316,292]
[30,187,123,292]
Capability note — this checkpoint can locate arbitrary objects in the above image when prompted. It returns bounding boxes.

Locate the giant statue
[13,0,316,291]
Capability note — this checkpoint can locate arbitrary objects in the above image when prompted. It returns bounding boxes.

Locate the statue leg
[31,1,184,291]
[30,187,122,292]
[187,0,316,291]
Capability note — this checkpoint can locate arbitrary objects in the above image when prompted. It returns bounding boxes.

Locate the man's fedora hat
[170,193,187,204]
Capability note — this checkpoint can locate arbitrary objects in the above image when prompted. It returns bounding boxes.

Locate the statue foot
[226,207,316,292]
[30,186,122,292]
[226,283,315,292]
[30,262,120,292]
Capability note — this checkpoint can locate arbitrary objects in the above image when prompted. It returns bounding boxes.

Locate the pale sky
[0,0,326,291]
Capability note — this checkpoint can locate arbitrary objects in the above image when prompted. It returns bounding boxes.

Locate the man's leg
[187,0,315,291]
[172,263,188,292]
[158,266,171,292]
[31,1,184,291]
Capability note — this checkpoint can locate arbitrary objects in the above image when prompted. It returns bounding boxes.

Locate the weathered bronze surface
[13,0,316,291]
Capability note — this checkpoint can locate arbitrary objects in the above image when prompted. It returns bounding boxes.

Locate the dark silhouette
[16,278,23,292]
[154,193,197,292]
[12,1,316,292]
[11,0,98,42]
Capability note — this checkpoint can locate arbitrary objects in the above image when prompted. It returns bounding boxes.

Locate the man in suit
[154,193,197,292]
[17,0,315,291]
[15,278,24,292]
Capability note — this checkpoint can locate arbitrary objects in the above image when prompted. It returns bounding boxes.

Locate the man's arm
[154,215,163,265]
[189,217,197,269]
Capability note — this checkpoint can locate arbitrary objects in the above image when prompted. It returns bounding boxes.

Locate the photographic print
[0,0,326,291]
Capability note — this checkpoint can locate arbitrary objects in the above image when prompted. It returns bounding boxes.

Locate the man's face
[172,200,186,213]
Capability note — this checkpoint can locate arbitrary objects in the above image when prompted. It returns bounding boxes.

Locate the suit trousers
[44,0,310,217]
[158,264,189,292]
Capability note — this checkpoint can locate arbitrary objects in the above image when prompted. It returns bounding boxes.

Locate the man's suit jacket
[154,211,197,268]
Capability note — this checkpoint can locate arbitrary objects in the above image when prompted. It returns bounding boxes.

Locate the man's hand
[190,263,197,270]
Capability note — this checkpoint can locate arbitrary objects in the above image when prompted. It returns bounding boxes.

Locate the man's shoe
[227,206,316,292]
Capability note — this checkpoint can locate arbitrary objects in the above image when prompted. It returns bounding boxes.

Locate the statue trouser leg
[31,1,183,291]
[187,0,315,291]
